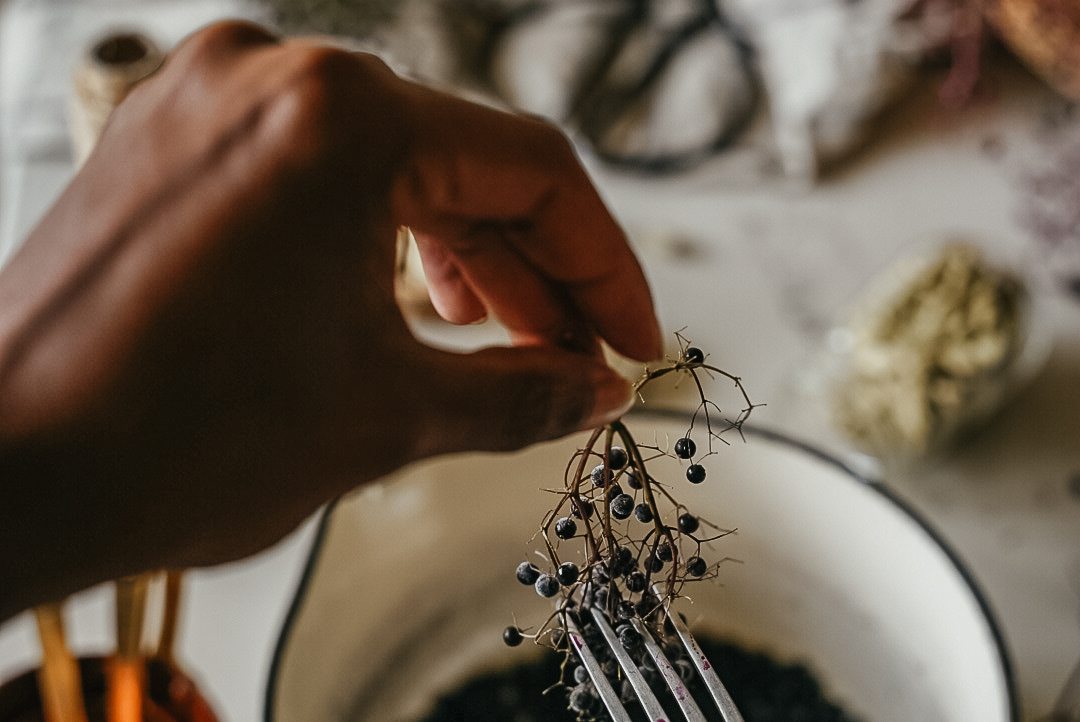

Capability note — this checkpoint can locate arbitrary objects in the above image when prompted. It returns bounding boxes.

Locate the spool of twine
[69,32,164,165]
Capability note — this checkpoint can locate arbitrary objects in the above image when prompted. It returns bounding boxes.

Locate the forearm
[0,219,119,619]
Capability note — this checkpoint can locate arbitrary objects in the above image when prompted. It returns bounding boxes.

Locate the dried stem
[508,339,757,666]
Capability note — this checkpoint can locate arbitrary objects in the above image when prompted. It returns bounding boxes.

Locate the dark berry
[591,564,610,585]
[686,556,708,577]
[516,561,540,586]
[678,513,700,534]
[618,624,642,650]
[555,517,577,539]
[640,664,661,688]
[607,446,628,470]
[571,498,595,520]
[581,620,603,644]
[590,464,611,487]
[644,555,664,573]
[637,594,660,618]
[615,600,636,621]
[656,542,674,563]
[503,625,524,646]
[535,574,560,598]
[614,545,634,574]
[569,685,599,714]
[573,665,589,684]
[686,464,707,484]
[607,484,625,500]
[634,503,653,523]
[626,571,647,592]
[674,437,696,459]
[556,561,580,586]
[610,493,634,519]
[684,347,705,364]
[624,466,643,489]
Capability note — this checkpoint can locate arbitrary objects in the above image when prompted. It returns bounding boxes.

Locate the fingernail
[582,368,634,429]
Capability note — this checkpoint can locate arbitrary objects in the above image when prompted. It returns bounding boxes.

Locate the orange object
[109,576,149,722]
[104,661,141,722]
[0,657,218,722]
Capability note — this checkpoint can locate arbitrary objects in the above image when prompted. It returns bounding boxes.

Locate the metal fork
[563,591,745,722]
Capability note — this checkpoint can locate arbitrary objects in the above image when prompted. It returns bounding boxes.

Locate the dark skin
[0,22,662,622]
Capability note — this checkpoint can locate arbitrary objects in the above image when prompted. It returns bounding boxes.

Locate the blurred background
[0,1,1078,720]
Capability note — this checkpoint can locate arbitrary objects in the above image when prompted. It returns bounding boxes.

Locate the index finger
[389,82,663,363]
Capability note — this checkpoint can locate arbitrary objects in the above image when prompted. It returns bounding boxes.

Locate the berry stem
[563,427,604,564]
[611,419,682,604]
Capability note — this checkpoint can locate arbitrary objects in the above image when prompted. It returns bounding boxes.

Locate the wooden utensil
[33,603,88,722]
[155,570,184,664]
[108,575,150,722]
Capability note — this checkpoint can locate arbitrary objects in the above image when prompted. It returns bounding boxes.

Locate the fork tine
[564,614,634,722]
[631,617,708,722]
[588,606,670,722]
[566,593,746,722]
[660,593,746,722]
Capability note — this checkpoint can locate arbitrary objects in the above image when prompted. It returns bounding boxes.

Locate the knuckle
[273,49,385,125]
[177,20,277,64]
[495,370,588,450]
[503,378,558,449]
[261,48,405,165]
[257,49,352,153]
[531,120,576,163]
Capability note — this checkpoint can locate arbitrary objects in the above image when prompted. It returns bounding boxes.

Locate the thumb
[414,346,634,457]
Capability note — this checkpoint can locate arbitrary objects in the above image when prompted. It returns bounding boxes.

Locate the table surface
[0,2,1078,721]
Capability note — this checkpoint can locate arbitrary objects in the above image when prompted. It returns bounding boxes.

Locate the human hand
[0,21,660,616]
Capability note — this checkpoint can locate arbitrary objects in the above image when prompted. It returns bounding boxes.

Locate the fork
[563,589,745,722]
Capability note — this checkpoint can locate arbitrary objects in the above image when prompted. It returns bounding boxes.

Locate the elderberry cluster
[502,339,756,721]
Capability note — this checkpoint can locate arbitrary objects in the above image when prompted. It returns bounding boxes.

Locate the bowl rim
[263,416,1021,722]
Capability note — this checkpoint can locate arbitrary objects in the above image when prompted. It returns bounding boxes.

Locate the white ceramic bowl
[265,414,1017,722]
